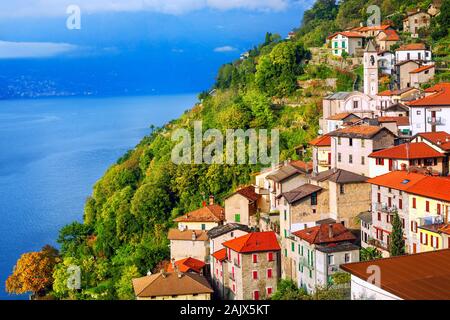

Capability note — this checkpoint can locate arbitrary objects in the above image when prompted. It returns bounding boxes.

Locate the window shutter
[267,269,273,279]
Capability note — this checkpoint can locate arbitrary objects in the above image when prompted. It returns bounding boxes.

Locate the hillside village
[131,1,450,301]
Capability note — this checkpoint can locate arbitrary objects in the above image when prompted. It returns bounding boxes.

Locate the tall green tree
[389,212,405,256]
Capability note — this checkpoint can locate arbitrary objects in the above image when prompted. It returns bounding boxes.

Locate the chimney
[202,200,207,207]
[209,195,215,206]
[171,258,176,269]
[192,231,197,241]
[329,224,334,239]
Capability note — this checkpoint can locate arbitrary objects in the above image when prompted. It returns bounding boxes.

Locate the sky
[0,0,314,97]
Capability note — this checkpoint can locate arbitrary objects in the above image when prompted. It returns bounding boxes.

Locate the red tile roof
[416,131,450,151]
[211,248,227,262]
[408,83,450,107]
[327,31,364,40]
[341,249,450,300]
[377,116,410,126]
[378,29,400,41]
[378,87,417,96]
[368,171,450,202]
[407,176,450,202]
[174,204,225,223]
[290,160,313,173]
[222,232,280,253]
[369,142,444,160]
[396,43,427,51]
[166,257,206,273]
[329,125,393,139]
[234,185,259,202]
[326,112,359,121]
[309,135,331,147]
[353,25,391,32]
[367,171,428,191]
[293,223,356,245]
[410,64,435,74]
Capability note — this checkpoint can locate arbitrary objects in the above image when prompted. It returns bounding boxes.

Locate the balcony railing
[374,203,398,213]
[418,215,445,227]
[427,117,445,126]
[368,239,389,251]
[318,160,331,166]
[299,257,315,270]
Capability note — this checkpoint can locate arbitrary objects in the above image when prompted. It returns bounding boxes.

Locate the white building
[327,31,365,57]
[395,43,432,63]
[409,83,450,135]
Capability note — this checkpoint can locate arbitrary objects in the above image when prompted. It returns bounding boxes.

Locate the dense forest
[6,0,450,299]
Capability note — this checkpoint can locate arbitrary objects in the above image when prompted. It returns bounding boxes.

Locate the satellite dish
[318,129,324,135]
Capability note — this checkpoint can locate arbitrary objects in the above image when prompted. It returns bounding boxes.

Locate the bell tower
[364,39,378,96]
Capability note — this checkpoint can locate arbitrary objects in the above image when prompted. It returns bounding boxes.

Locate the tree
[271,279,310,300]
[115,265,141,300]
[431,0,450,40]
[6,246,59,296]
[390,211,405,256]
[360,247,383,261]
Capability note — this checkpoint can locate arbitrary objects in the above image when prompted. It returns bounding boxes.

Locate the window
[349,155,353,164]
[340,184,345,194]
[267,287,273,296]
[252,271,258,280]
[377,193,381,203]
[361,139,365,148]
[353,100,359,109]
[342,41,346,48]
[399,198,403,210]
[378,212,381,221]
[413,198,417,209]
[267,269,273,279]
[437,204,441,215]
[338,137,342,145]
[349,138,353,146]
[376,158,385,165]
[252,254,258,263]
[344,253,351,263]
[417,110,421,116]
[411,221,418,233]
[291,242,295,252]
[426,201,430,212]
[267,252,274,262]
[201,224,206,230]
[253,290,260,300]
[311,192,318,206]
[361,156,365,165]
[338,153,342,162]
[327,255,335,265]
[235,214,241,223]
[284,210,287,221]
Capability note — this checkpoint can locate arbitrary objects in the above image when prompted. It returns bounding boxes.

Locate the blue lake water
[0,94,198,300]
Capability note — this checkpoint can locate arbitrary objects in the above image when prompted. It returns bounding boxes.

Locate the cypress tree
[389,211,405,256]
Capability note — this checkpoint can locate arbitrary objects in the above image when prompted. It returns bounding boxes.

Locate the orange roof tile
[309,135,331,147]
[407,176,450,202]
[166,257,206,273]
[367,171,428,191]
[327,31,364,40]
[396,43,427,51]
[378,29,400,41]
[167,229,209,241]
[174,204,224,223]
[378,116,410,126]
[369,142,444,159]
[326,112,359,121]
[222,232,280,253]
[293,223,356,245]
[410,64,435,74]
[409,83,450,107]
[341,249,450,300]
[329,125,393,139]
[212,248,227,262]
[355,25,391,32]
[290,160,313,173]
[416,131,450,151]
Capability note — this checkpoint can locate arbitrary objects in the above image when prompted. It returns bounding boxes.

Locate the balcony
[318,160,331,167]
[418,215,445,227]
[374,203,398,213]
[368,238,389,251]
[427,117,445,126]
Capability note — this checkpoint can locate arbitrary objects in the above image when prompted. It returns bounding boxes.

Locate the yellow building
[309,135,331,174]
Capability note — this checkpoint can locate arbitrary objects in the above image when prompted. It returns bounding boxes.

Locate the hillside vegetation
[6,0,450,300]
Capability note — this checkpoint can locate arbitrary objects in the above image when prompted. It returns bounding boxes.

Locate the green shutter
[235,214,240,223]
[291,242,295,252]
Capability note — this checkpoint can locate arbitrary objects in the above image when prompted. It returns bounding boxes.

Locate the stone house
[224,186,259,227]
[409,65,435,89]
[403,10,431,38]
[222,232,281,300]
[375,29,399,51]
[395,60,422,90]
[328,125,397,177]
[291,223,359,294]
[309,169,370,229]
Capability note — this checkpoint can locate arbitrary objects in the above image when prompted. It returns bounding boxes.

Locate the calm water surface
[0,94,197,299]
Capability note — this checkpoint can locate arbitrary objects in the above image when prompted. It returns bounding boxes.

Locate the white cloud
[0,0,290,17]
[0,41,78,59]
[214,46,237,52]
